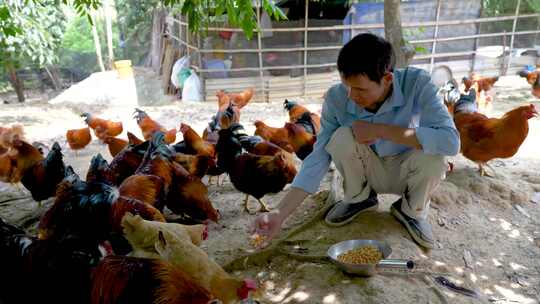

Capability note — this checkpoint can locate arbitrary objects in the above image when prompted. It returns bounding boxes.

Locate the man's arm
[252,86,342,242]
[352,70,459,156]
[352,121,421,149]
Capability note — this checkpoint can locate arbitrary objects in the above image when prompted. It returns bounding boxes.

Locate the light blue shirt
[291,67,460,194]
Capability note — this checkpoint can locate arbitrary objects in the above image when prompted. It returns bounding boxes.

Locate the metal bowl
[327,239,392,276]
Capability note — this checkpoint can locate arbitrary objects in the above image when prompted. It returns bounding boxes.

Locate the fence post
[470,2,484,74]
[429,0,443,74]
[197,34,205,101]
[256,1,266,102]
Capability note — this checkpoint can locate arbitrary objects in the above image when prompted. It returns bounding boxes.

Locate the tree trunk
[44,66,62,90]
[146,8,166,72]
[104,0,115,68]
[91,11,106,72]
[384,0,414,68]
[6,63,25,102]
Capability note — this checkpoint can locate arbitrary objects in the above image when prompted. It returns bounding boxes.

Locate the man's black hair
[337,33,395,83]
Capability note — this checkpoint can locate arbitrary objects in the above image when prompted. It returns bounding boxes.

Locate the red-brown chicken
[133,108,177,144]
[81,113,123,141]
[227,87,254,109]
[518,69,540,98]
[454,104,538,176]
[103,136,128,158]
[179,123,216,157]
[66,127,92,152]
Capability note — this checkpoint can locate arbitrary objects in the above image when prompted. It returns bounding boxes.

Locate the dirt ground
[1,72,539,304]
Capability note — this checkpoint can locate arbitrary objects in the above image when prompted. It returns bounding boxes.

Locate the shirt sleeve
[414,70,460,156]
[291,87,341,194]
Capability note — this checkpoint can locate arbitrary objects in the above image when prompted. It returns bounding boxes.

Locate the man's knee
[406,151,447,179]
[325,127,356,159]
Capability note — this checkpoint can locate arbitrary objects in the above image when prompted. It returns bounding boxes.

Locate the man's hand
[250,211,284,248]
[352,121,383,145]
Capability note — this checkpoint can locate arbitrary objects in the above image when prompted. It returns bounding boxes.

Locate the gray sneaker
[390,199,434,249]
[325,191,378,227]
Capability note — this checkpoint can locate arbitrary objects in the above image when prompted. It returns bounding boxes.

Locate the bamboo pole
[429,0,443,73]
[171,13,540,33]
[168,29,540,55]
[256,1,266,102]
[303,0,309,99]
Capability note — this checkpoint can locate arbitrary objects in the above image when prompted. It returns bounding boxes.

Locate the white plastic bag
[182,72,202,102]
[171,56,190,88]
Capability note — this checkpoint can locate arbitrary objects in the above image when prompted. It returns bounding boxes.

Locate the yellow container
[114,60,133,79]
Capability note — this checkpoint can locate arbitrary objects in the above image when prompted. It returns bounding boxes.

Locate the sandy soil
[1,72,539,304]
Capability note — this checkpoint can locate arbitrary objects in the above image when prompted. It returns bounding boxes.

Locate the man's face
[341,73,393,110]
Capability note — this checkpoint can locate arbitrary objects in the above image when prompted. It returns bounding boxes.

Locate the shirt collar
[346,75,406,117]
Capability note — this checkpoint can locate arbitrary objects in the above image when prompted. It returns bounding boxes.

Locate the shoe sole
[324,203,378,227]
[390,206,434,249]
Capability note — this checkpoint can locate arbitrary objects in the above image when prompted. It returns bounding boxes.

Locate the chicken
[122,213,207,250]
[20,142,67,203]
[284,114,317,160]
[255,112,317,160]
[226,87,254,109]
[103,136,128,158]
[108,140,148,185]
[437,79,462,116]
[127,131,144,145]
[66,127,92,152]
[284,99,321,133]
[454,104,538,176]
[203,102,241,145]
[37,167,117,243]
[122,214,257,304]
[254,120,294,153]
[0,217,103,304]
[462,74,499,115]
[216,89,231,112]
[518,69,540,98]
[173,153,215,178]
[231,123,297,166]
[166,161,220,222]
[91,256,214,304]
[0,124,24,154]
[133,108,176,144]
[179,123,216,157]
[0,138,44,184]
[81,112,123,141]
[216,125,297,213]
[86,154,116,186]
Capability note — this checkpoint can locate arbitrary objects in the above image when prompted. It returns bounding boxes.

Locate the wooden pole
[256,1,266,102]
[429,0,442,73]
[470,1,484,74]
[506,0,522,75]
[303,0,309,99]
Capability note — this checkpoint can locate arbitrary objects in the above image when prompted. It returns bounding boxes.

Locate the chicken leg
[257,198,271,213]
[478,163,496,177]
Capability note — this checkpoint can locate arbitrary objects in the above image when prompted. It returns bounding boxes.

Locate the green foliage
[171,0,287,39]
[0,0,66,69]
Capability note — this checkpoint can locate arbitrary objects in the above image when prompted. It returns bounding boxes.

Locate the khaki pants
[325,127,446,220]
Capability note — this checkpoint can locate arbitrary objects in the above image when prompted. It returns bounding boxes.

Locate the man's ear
[382,72,393,85]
